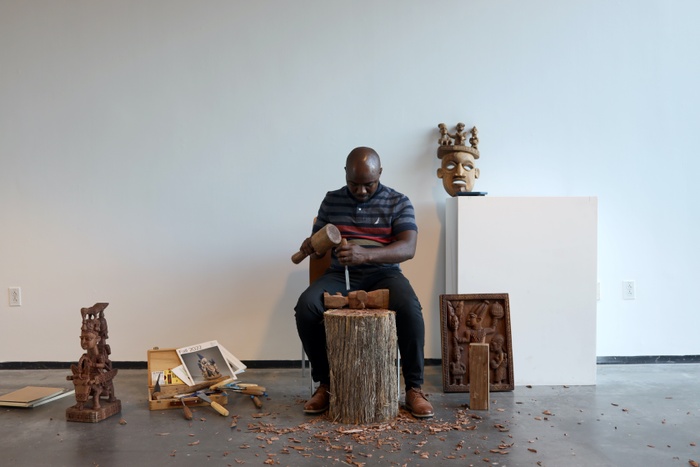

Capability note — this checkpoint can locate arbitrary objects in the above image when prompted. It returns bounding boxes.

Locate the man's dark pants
[295,267,425,391]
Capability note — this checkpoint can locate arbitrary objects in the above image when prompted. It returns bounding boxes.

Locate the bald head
[345,147,382,202]
[346,147,381,172]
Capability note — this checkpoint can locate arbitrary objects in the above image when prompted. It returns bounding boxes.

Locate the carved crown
[437,122,480,159]
[81,318,101,335]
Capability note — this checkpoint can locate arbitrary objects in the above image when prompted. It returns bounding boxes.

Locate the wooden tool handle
[229,387,265,396]
[251,396,263,409]
[291,224,341,264]
[209,378,236,390]
[291,250,307,264]
[236,383,267,392]
[209,400,229,417]
[154,377,225,399]
[181,400,193,420]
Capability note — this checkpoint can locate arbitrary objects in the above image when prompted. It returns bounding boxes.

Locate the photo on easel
[439,293,514,393]
[176,340,240,386]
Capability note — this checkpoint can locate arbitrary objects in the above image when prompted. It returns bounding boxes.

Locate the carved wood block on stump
[324,309,398,424]
[468,343,490,410]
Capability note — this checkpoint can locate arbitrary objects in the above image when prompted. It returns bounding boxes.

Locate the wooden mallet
[291,223,342,264]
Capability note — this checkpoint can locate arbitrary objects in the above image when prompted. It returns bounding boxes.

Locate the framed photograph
[439,293,514,392]
[176,340,239,386]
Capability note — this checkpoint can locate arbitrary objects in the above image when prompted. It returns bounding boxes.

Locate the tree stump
[324,309,398,424]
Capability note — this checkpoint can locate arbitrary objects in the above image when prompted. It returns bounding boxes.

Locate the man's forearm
[363,242,415,264]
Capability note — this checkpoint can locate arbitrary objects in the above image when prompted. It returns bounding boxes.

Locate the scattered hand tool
[291,223,341,264]
[179,398,193,420]
[153,378,225,400]
[211,379,267,408]
[193,391,229,416]
[171,394,200,419]
[211,379,266,396]
[151,373,162,399]
[340,238,351,290]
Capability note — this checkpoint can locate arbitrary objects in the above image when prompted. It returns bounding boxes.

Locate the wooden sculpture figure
[453,122,468,146]
[436,122,481,196]
[463,300,499,343]
[490,334,508,385]
[197,354,222,380]
[66,303,121,422]
[447,304,466,386]
[438,123,452,146]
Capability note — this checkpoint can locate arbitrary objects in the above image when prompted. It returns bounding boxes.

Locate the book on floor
[174,340,246,386]
[0,386,75,408]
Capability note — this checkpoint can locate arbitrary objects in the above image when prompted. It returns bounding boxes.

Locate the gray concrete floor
[0,364,698,466]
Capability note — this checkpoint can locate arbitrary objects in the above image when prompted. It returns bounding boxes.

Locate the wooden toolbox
[147,347,228,411]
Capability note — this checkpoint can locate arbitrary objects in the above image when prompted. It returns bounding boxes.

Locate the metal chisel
[340,238,350,290]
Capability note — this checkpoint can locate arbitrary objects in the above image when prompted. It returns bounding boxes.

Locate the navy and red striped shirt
[312,183,417,271]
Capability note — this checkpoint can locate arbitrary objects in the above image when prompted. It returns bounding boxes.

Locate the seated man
[294,146,434,418]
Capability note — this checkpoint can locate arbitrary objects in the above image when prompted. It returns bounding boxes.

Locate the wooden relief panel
[439,294,514,392]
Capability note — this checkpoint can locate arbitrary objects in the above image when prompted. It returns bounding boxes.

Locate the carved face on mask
[437,150,480,196]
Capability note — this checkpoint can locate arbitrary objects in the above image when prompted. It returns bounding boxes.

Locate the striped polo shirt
[313,183,417,271]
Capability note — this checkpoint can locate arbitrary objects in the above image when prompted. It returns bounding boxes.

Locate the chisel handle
[229,387,265,396]
[209,400,229,417]
[209,378,236,390]
[181,400,193,420]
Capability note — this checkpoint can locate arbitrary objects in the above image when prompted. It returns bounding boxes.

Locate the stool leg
[397,348,401,401]
[302,343,317,396]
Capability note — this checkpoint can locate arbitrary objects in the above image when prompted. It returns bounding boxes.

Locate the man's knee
[295,288,324,322]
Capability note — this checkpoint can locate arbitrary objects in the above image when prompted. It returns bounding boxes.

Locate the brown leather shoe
[303,384,330,414]
[405,387,434,418]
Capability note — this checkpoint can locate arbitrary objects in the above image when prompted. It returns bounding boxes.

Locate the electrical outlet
[9,287,22,306]
[622,280,635,300]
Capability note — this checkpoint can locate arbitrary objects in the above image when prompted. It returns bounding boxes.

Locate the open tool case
[147,347,227,410]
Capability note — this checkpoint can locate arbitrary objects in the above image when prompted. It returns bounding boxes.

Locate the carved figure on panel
[449,340,466,386]
[463,300,499,344]
[436,122,481,196]
[489,334,508,385]
[447,304,466,386]
[439,294,514,393]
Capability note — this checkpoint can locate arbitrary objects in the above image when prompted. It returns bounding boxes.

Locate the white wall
[1,1,698,363]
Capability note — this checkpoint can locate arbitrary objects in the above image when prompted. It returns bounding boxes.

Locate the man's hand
[299,237,316,258]
[335,230,417,266]
[300,237,325,259]
[335,242,369,266]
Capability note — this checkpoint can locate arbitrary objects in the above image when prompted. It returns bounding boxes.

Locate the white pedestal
[446,196,598,386]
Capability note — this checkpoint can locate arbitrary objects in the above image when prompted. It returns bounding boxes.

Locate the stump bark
[324,309,398,424]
